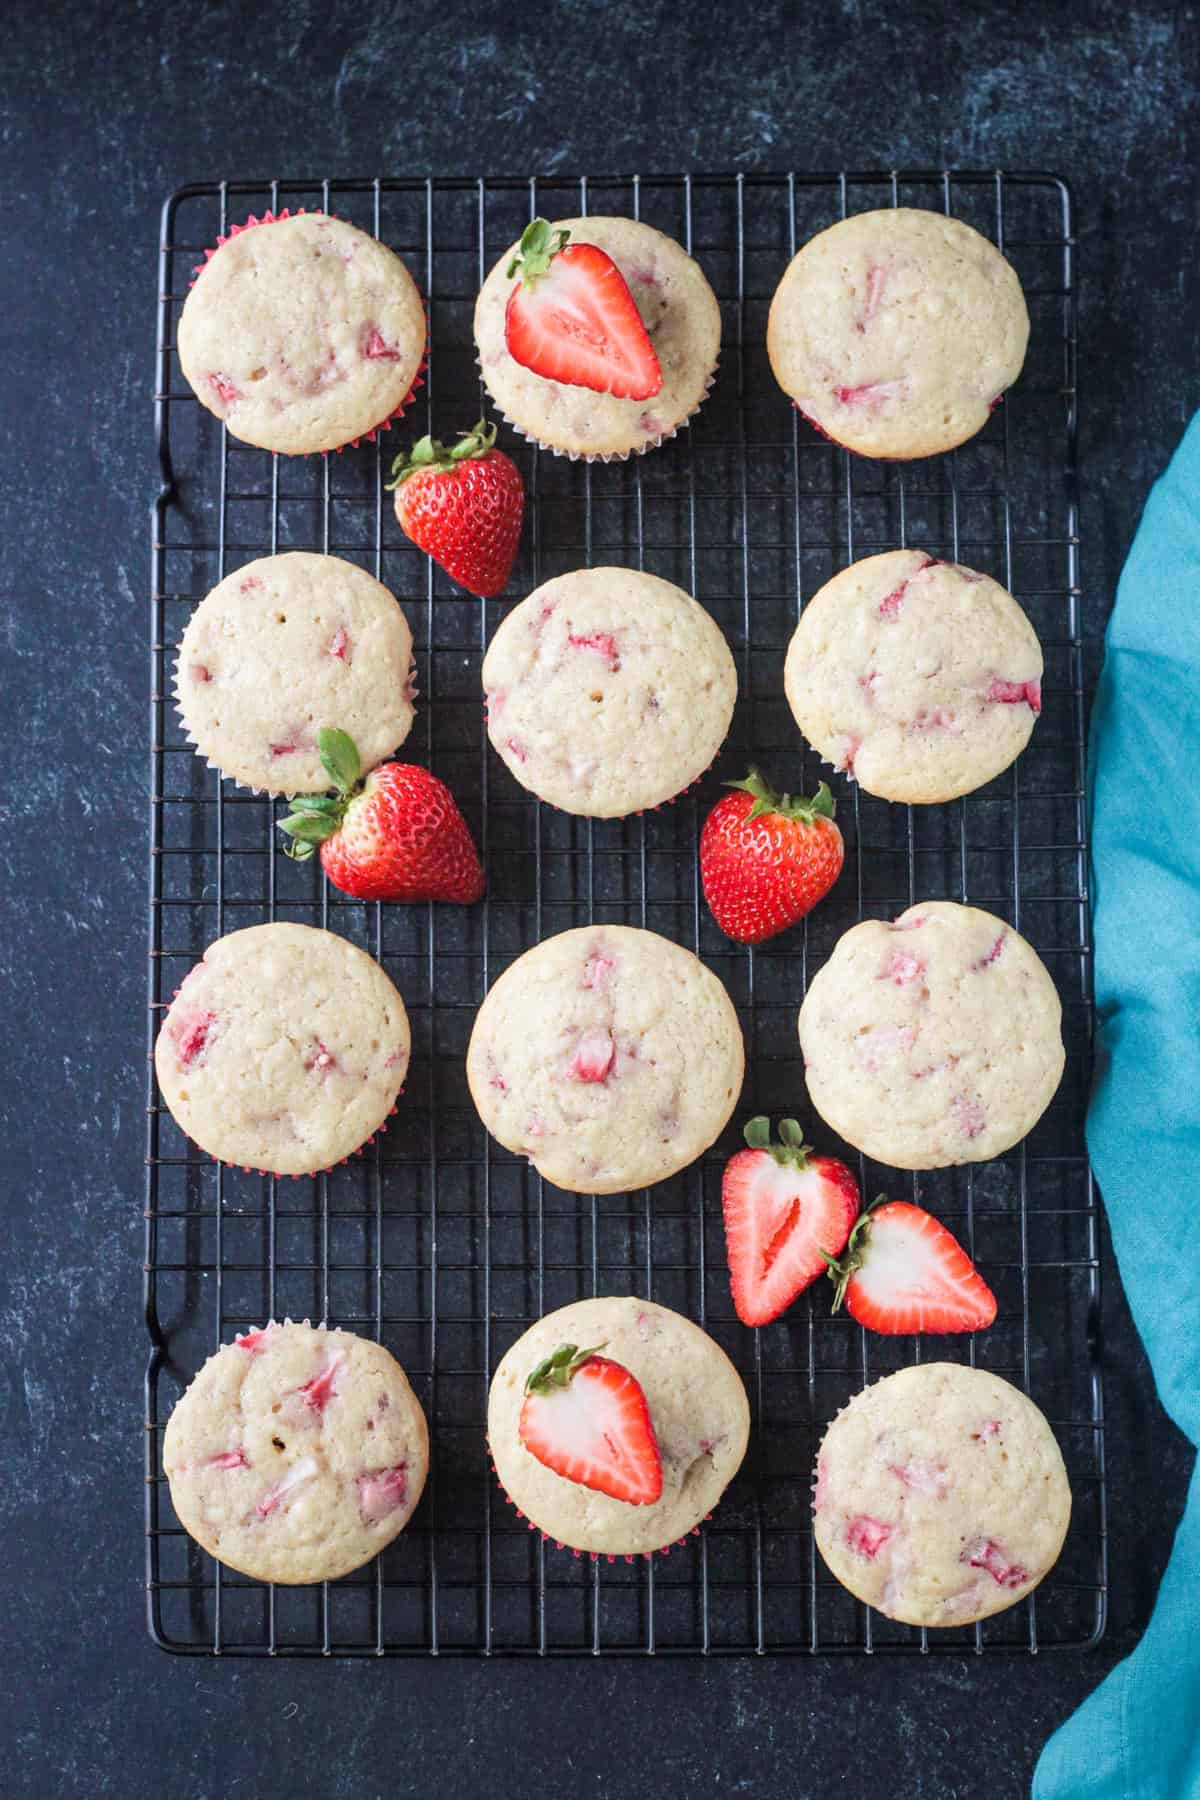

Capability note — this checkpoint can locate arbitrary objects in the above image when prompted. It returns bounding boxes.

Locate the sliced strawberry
[825,1199,997,1336]
[721,1117,860,1327]
[504,218,662,401]
[518,1342,662,1505]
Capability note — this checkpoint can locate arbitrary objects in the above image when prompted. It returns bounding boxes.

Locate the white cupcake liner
[477,357,718,464]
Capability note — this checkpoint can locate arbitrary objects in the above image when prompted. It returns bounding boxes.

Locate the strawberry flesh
[568,1030,616,1084]
[988,677,1042,712]
[965,1537,1028,1588]
[209,1447,250,1470]
[505,241,663,400]
[296,1353,344,1414]
[567,630,620,670]
[362,326,402,360]
[846,1514,893,1557]
[255,1455,319,1519]
[722,1147,859,1326]
[519,1354,662,1505]
[235,1326,276,1354]
[838,1200,997,1335]
[357,1463,408,1523]
[173,1009,216,1069]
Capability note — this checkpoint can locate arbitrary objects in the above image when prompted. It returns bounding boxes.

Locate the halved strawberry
[721,1118,860,1327]
[504,218,662,401]
[824,1198,997,1335]
[518,1342,662,1505]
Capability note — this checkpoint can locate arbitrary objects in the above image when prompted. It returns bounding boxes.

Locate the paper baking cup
[171,655,419,799]
[477,359,718,465]
[489,1455,712,1562]
[188,208,428,456]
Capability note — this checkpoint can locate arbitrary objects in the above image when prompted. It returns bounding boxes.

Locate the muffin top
[784,550,1043,803]
[466,925,744,1193]
[155,924,410,1176]
[814,1362,1071,1627]
[767,208,1029,459]
[178,212,425,454]
[164,1322,429,1585]
[475,217,720,460]
[488,1297,750,1556]
[797,901,1064,1171]
[175,552,416,795]
[483,567,737,816]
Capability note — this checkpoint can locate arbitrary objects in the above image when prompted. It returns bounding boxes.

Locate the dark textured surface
[2,2,1197,1796]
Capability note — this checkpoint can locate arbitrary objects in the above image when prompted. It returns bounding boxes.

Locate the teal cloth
[1034,414,1200,1799]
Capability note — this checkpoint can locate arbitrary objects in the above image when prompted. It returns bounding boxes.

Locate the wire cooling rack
[145,170,1105,1657]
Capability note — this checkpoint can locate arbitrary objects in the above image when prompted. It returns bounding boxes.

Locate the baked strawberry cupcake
[178,211,426,455]
[488,1296,749,1558]
[175,552,417,795]
[466,925,745,1194]
[767,209,1029,459]
[164,1321,429,1584]
[482,566,736,816]
[814,1363,1071,1627]
[474,217,720,460]
[155,923,410,1176]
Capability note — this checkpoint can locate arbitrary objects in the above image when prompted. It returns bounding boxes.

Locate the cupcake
[466,925,745,1194]
[783,550,1043,802]
[163,1321,429,1584]
[814,1363,1071,1627]
[175,552,416,795]
[767,209,1029,459]
[474,216,720,460]
[155,923,410,1176]
[797,902,1065,1171]
[488,1296,749,1558]
[482,566,736,816]
[177,211,426,455]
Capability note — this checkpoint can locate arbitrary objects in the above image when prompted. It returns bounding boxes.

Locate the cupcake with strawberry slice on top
[474,216,721,461]
[488,1297,749,1558]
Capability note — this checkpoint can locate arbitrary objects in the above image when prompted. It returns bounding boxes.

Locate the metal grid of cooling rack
[145,170,1106,1657]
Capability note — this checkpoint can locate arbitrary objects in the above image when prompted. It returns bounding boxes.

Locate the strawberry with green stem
[700,769,845,945]
[279,728,484,905]
[721,1117,860,1327]
[387,418,523,599]
[823,1197,998,1336]
[518,1342,663,1505]
[504,218,663,401]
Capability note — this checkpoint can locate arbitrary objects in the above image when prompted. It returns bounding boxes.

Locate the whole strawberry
[700,769,844,944]
[387,418,523,598]
[279,728,485,904]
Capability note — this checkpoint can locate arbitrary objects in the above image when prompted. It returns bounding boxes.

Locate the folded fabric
[1034,413,1200,1799]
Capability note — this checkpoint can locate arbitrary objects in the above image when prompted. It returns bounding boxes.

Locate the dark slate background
[3,2,1197,1795]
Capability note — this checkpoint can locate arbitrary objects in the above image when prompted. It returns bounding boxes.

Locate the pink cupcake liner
[479,358,718,466]
[187,208,428,456]
[488,1453,712,1563]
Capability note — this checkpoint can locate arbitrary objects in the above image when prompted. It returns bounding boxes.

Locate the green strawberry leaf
[523,1340,607,1395]
[277,812,338,845]
[506,216,571,284]
[743,1116,772,1150]
[318,727,360,796]
[286,794,341,816]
